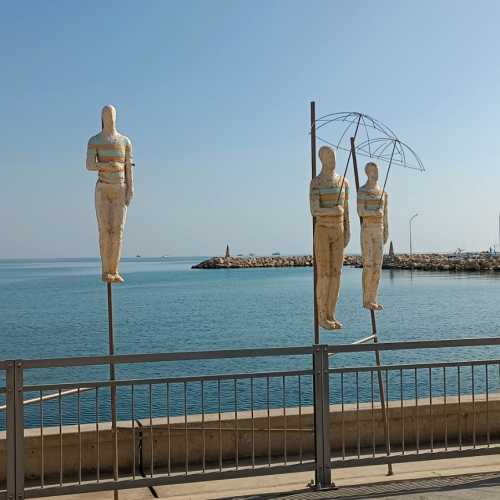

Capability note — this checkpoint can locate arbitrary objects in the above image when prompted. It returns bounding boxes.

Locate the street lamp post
[409,213,418,258]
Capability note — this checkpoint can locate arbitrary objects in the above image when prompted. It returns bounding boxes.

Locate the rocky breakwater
[345,253,500,272]
[192,255,314,269]
[192,253,500,271]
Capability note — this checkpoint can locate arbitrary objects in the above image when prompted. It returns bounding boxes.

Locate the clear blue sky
[1,0,499,258]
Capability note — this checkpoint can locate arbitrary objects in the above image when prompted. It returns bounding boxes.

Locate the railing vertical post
[6,362,16,500]
[14,362,24,499]
[312,345,333,490]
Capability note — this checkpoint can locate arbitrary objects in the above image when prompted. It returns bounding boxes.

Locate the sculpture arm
[383,193,389,244]
[86,143,99,171]
[309,186,321,217]
[343,183,350,247]
[125,139,134,206]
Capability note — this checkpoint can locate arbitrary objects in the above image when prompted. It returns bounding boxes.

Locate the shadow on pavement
[225,472,500,499]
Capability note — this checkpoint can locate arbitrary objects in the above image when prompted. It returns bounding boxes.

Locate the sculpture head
[365,162,379,183]
[318,146,336,173]
[101,105,117,132]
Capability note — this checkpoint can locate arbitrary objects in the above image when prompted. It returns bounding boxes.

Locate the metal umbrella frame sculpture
[309,103,425,484]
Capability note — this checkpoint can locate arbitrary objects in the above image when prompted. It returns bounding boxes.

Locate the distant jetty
[192,255,313,269]
[192,253,500,271]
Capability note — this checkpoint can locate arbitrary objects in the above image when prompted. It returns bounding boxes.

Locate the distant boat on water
[272,252,281,256]
[136,254,141,258]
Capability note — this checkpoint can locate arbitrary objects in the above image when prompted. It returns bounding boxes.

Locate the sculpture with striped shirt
[86,105,134,283]
[310,146,350,330]
[357,162,388,310]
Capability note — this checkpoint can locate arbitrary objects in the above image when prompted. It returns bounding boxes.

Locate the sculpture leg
[362,225,384,310]
[95,183,113,282]
[315,225,341,330]
[327,224,344,329]
[315,225,331,329]
[108,184,127,283]
[370,225,384,309]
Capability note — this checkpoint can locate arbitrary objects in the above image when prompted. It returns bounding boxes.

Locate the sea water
[1,257,500,427]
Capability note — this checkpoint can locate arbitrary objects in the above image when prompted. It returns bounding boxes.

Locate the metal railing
[0,338,500,498]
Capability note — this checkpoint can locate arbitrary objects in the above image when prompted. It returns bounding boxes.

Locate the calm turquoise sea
[1,257,500,427]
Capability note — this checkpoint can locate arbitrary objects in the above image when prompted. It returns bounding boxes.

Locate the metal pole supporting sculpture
[86,104,135,499]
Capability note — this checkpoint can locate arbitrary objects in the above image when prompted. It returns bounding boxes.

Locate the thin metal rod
[486,364,490,447]
[131,385,136,480]
[458,366,462,450]
[311,101,319,344]
[107,282,119,500]
[371,313,393,475]
[150,384,154,477]
[429,368,433,452]
[351,137,360,192]
[0,386,93,411]
[201,381,206,473]
[298,375,303,464]
[341,372,345,460]
[352,334,377,345]
[40,390,44,488]
[251,377,255,469]
[472,365,476,448]
[59,389,63,486]
[380,140,397,200]
[443,367,448,451]
[415,368,419,454]
[356,371,360,459]
[400,369,404,455]
[336,114,361,204]
[77,387,81,485]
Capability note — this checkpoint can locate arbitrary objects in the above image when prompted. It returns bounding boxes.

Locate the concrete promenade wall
[0,395,498,482]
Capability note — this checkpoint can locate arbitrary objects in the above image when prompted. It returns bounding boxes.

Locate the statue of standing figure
[86,105,134,283]
[357,162,388,310]
[310,146,350,330]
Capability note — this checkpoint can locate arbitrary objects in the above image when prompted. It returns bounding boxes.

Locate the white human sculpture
[310,146,350,330]
[357,162,388,310]
[86,105,134,283]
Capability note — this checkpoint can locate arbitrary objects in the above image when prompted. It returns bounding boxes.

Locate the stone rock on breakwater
[192,253,500,271]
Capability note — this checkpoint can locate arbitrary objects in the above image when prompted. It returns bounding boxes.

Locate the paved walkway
[46,455,500,499]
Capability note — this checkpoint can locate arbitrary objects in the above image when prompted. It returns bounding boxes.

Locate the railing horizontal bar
[21,346,313,368]
[23,462,314,497]
[14,337,500,368]
[23,369,313,392]
[332,445,500,468]
[327,337,500,354]
[329,358,500,374]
